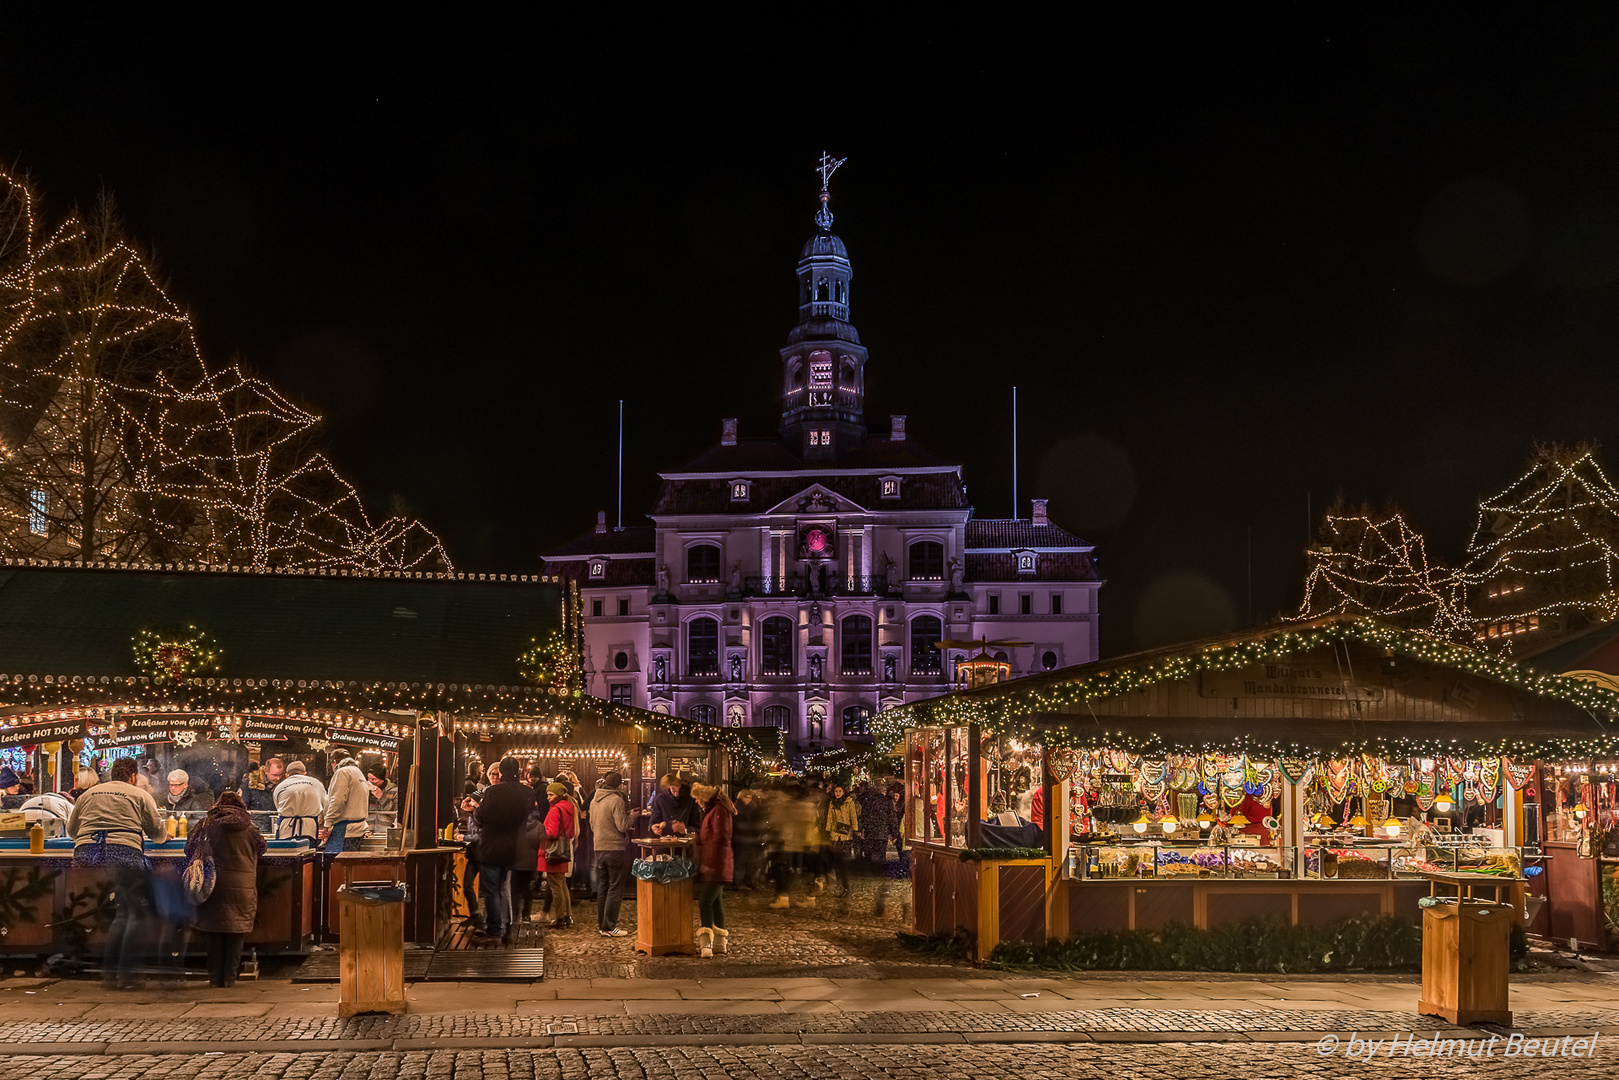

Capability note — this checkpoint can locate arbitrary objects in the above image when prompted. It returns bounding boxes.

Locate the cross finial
[817,151,847,193]
[815,152,847,231]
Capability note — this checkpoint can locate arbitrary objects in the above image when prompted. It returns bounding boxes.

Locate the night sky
[4,13,1617,656]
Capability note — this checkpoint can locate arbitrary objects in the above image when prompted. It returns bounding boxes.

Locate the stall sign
[328,728,400,751]
[667,754,708,781]
[215,716,325,740]
[1198,664,1385,702]
[101,724,177,746]
[0,716,86,749]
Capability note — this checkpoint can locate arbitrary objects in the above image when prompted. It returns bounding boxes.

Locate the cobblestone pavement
[535,877,939,980]
[2,1004,1614,1046]
[3,1041,1615,1080]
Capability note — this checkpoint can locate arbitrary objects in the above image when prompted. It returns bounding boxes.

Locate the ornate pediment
[765,483,865,515]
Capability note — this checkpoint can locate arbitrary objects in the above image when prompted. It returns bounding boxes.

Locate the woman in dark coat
[691,782,734,957]
[187,791,266,987]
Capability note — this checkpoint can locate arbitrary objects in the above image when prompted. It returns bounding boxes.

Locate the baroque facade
[543,176,1100,760]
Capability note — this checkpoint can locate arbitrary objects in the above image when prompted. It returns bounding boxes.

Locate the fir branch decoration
[132,625,220,684]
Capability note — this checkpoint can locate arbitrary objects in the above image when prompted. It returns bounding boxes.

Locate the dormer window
[1014,550,1036,574]
[809,429,832,447]
[880,476,901,499]
[589,560,606,580]
[730,480,751,502]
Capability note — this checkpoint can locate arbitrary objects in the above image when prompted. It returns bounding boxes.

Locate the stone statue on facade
[655,563,670,596]
[884,554,900,595]
[883,654,896,684]
[653,655,667,683]
[809,654,824,682]
[729,654,743,682]
[729,561,743,595]
[948,556,965,594]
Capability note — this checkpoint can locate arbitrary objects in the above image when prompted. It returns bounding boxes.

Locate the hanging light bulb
[1433,789,1454,812]
[1158,812,1178,834]
[1227,812,1249,828]
[1382,817,1403,837]
[1132,810,1152,834]
[1573,802,1590,820]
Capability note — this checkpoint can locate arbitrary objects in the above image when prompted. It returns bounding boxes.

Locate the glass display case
[905,724,1051,852]
[1071,841,1290,879]
[157,808,399,846]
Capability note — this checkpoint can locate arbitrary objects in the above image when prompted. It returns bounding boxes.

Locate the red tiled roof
[666,435,958,475]
[965,520,1092,550]
[966,551,1100,583]
[543,526,656,558]
[654,473,967,515]
[545,557,655,587]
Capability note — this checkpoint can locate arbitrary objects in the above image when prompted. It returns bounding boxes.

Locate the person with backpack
[186,790,266,987]
[541,781,577,929]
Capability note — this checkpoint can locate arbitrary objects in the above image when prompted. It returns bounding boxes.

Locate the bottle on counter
[28,821,44,854]
[176,815,188,838]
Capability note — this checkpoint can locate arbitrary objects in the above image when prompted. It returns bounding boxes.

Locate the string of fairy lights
[0,166,450,573]
[870,618,1619,760]
[1296,511,1471,639]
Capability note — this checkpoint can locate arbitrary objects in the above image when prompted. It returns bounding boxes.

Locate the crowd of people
[0,747,401,989]
[453,765,910,955]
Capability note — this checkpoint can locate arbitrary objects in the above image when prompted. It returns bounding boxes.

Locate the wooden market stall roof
[0,559,582,722]
[873,616,1619,759]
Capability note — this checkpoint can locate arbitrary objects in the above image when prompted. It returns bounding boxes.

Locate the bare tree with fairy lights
[1296,500,1472,642]
[1461,443,1619,650]
[0,166,451,572]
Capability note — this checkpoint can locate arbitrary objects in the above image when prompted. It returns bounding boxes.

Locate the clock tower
[780,155,868,463]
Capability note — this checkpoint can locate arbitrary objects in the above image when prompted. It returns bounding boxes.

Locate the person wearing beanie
[473,758,535,943]
[0,765,24,809]
[589,771,632,936]
[541,781,577,929]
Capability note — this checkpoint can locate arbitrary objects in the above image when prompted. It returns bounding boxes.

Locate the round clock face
[805,528,829,554]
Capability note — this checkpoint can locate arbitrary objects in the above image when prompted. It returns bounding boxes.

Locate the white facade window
[28,489,46,536]
[808,429,833,447]
[730,480,751,501]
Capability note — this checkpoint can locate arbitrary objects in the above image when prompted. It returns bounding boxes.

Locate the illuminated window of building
[589,559,606,580]
[910,615,943,673]
[610,684,631,706]
[842,705,871,736]
[841,614,873,675]
[880,476,901,499]
[686,544,721,583]
[690,703,717,724]
[908,540,944,580]
[1016,551,1036,574]
[687,617,719,676]
[760,616,794,675]
[809,357,832,387]
[28,489,46,536]
[763,704,791,729]
[730,480,750,501]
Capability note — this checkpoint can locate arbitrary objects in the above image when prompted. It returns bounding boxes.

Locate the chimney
[1031,499,1049,526]
[890,415,907,441]
[721,418,738,446]
[595,511,607,534]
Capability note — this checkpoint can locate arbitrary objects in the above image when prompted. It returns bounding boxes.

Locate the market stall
[878,617,1617,961]
[0,558,640,958]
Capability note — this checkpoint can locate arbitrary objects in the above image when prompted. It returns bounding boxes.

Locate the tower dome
[780,153,868,462]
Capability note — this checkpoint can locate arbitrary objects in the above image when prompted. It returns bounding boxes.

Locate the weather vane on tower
[815,151,847,231]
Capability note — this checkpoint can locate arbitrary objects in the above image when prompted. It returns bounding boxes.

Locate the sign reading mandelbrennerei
[1199,663,1384,702]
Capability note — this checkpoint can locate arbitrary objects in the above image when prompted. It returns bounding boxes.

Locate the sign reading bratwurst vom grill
[328,728,401,751]
[0,716,88,749]
[1198,663,1385,702]
[212,716,327,741]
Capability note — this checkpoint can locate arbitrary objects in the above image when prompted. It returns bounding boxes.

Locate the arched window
[842,705,871,736]
[841,615,873,675]
[840,360,856,387]
[690,703,717,724]
[686,544,721,583]
[687,617,719,676]
[816,280,828,301]
[760,615,793,675]
[911,615,943,674]
[908,540,945,580]
[763,704,791,730]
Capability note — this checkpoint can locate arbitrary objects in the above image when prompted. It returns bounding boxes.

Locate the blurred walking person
[68,758,168,988]
[692,782,733,957]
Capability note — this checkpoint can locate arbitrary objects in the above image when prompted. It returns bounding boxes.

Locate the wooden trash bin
[633,837,696,956]
[1418,886,1514,1027]
[337,881,409,1018]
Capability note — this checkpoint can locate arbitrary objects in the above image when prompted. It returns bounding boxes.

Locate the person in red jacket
[691,782,734,958]
[542,782,577,929]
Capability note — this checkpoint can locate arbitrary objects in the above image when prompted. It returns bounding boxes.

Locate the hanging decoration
[1415,779,1435,812]
[132,626,220,685]
[1503,758,1535,790]
[1279,755,1312,785]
